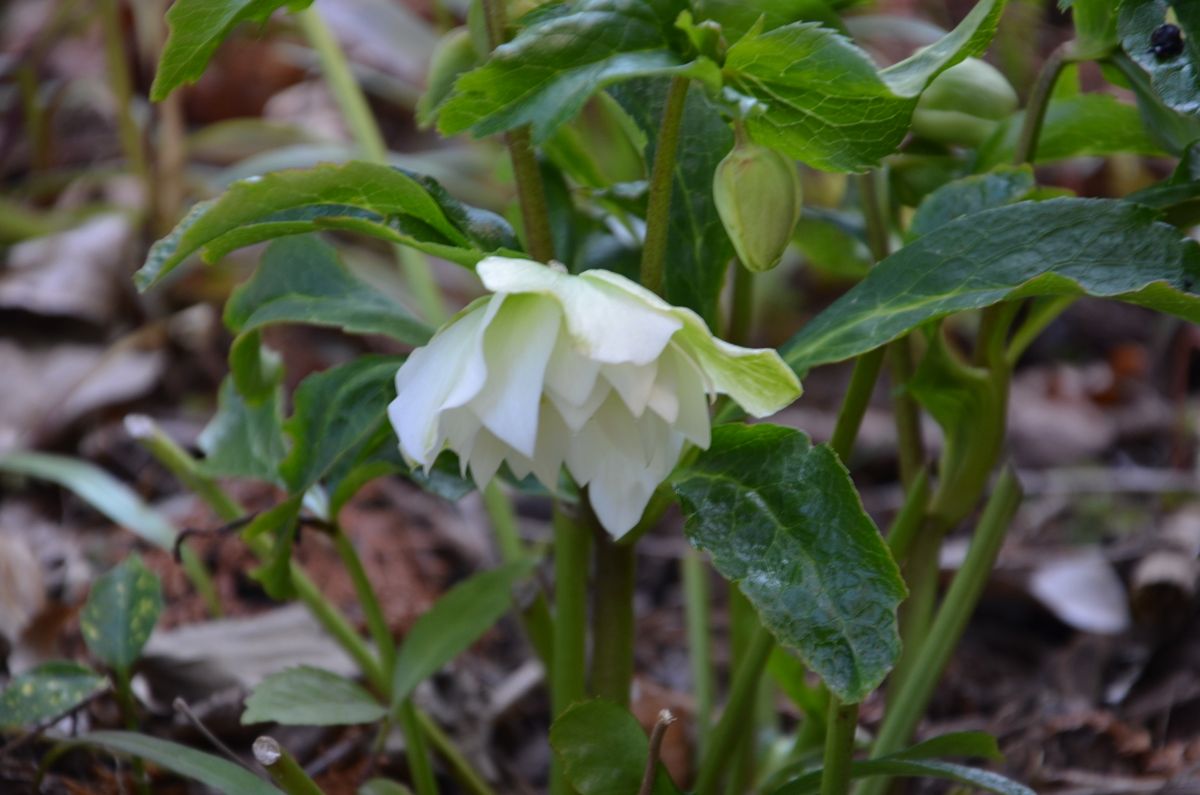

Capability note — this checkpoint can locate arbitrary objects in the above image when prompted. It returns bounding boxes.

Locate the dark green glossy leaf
[151,0,313,101]
[391,558,537,708]
[725,0,1004,172]
[908,166,1034,240]
[673,424,905,702]
[549,700,682,795]
[783,198,1200,374]
[1106,52,1200,155]
[1118,1,1200,117]
[242,666,387,726]
[438,0,720,141]
[80,555,163,674]
[893,731,1003,761]
[0,662,107,729]
[771,757,1032,795]
[77,731,284,795]
[225,236,433,346]
[1128,140,1200,225]
[136,162,480,291]
[279,355,404,493]
[611,79,734,325]
[0,453,176,549]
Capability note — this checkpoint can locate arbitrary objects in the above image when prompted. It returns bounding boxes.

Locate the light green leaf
[437,0,719,141]
[725,0,1004,172]
[793,211,872,279]
[692,0,841,42]
[150,0,313,101]
[1118,0,1200,116]
[197,374,287,483]
[1064,0,1118,57]
[279,355,405,493]
[908,166,1035,240]
[0,662,107,729]
[0,453,176,549]
[242,666,387,726]
[77,731,284,795]
[391,558,537,708]
[549,700,682,795]
[80,555,164,675]
[783,198,1200,374]
[245,496,303,601]
[673,424,905,703]
[224,236,434,346]
[135,162,479,291]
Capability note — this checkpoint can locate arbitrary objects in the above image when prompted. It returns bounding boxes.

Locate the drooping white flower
[388,257,802,537]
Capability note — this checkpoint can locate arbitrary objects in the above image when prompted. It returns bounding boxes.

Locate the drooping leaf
[224,236,434,347]
[908,166,1035,239]
[197,374,287,483]
[246,496,303,600]
[610,79,734,325]
[0,453,177,549]
[279,356,405,493]
[1118,0,1200,117]
[724,0,1005,172]
[0,662,107,729]
[673,424,906,703]
[549,700,682,795]
[242,666,387,726]
[150,0,314,101]
[80,555,164,675]
[135,162,484,291]
[391,558,537,708]
[437,0,720,141]
[783,198,1200,374]
[77,731,284,795]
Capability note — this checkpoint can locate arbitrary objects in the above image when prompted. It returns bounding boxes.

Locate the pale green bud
[713,141,802,273]
[911,58,1019,148]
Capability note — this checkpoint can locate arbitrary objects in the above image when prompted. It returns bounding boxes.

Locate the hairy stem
[640,77,690,295]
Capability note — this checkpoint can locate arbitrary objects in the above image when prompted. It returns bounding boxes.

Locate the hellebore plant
[11,0,1200,794]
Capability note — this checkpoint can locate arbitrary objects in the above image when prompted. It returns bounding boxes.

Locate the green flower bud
[911,58,1019,148]
[713,140,802,273]
[416,28,479,128]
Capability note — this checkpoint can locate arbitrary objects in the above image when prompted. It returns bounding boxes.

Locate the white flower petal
[440,294,506,411]
[530,401,570,489]
[601,361,658,417]
[549,378,611,432]
[668,345,712,448]
[467,429,508,488]
[545,333,602,405]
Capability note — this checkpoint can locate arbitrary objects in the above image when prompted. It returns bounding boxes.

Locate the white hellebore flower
[388,257,802,538]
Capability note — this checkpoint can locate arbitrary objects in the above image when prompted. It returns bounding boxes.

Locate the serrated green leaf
[0,662,107,729]
[692,0,841,42]
[437,0,720,141]
[197,374,287,483]
[279,356,404,493]
[673,424,905,702]
[909,166,1035,240]
[610,79,733,325]
[242,666,387,726]
[1118,1,1200,117]
[77,731,284,795]
[783,198,1200,374]
[391,558,537,708]
[135,162,479,291]
[0,453,176,549]
[549,700,682,795]
[150,0,313,101]
[975,93,1165,169]
[80,556,163,675]
[725,0,1004,172]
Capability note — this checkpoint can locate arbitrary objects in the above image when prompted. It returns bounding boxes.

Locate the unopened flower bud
[911,58,1018,148]
[714,141,802,273]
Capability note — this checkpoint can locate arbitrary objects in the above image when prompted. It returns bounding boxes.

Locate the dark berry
[1150,23,1184,60]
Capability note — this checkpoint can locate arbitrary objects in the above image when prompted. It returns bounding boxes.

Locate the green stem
[884,468,931,563]
[728,261,755,342]
[640,77,690,296]
[693,625,774,795]
[829,348,886,462]
[1012,43,1072,167]
[727,587,759,792]
[862,469,1022,789]
[114,670,150,795]
[886,514,948,700]
[483,482,554,668]
[398,700,440,795]
[417,709,500,795]
[1006,295,1076,366]
[332,529,397,677]
[297,6,445,322]
[551,502,592,795]
[820,699,858,795]
[591,530,636,707]
[253,736,325,795]
[682,549,714,756]
[99,0,150,193]
[888,337,925,490]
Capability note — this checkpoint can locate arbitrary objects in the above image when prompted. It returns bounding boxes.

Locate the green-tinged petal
[675,321,802,417]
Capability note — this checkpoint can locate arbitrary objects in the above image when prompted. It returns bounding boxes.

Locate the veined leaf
[1127,140,1200,226]
[242,666,387,726]
[783,198,1200,374]
[77,731,283,795]
[438,0,719,141]
[135,162,485,291]
[550,700,682,795]
[80,556,163,675]
[1118,0,1200,117]
[725,0,1005,172]
[0,662,107,729]
[908,166,1035,240]
[692,0,842,42]
[151,0,313,101]
[673,424,906,703]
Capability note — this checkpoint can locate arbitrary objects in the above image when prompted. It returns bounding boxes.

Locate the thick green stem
[1012,43,1072,167]
[398,700,440,795]
[253,736,325,795]
[861,469,1022,795]
[640,77,690,296]
[830,348,886,462]
[728,587,759,792]
[693,625,774,795]
[297,7,445,322]
[591,531,636,707]
[1007,295,1075,366]
[884,468,931,563]
[417,710,499,795]
[332,529,397,678]
[551,502,592,795]
[820,700,858,795]
[483,483,554,668]
[99,0,150,194]
[888,337,925,490]
[683,550,714,756]
[728,262,755,342]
